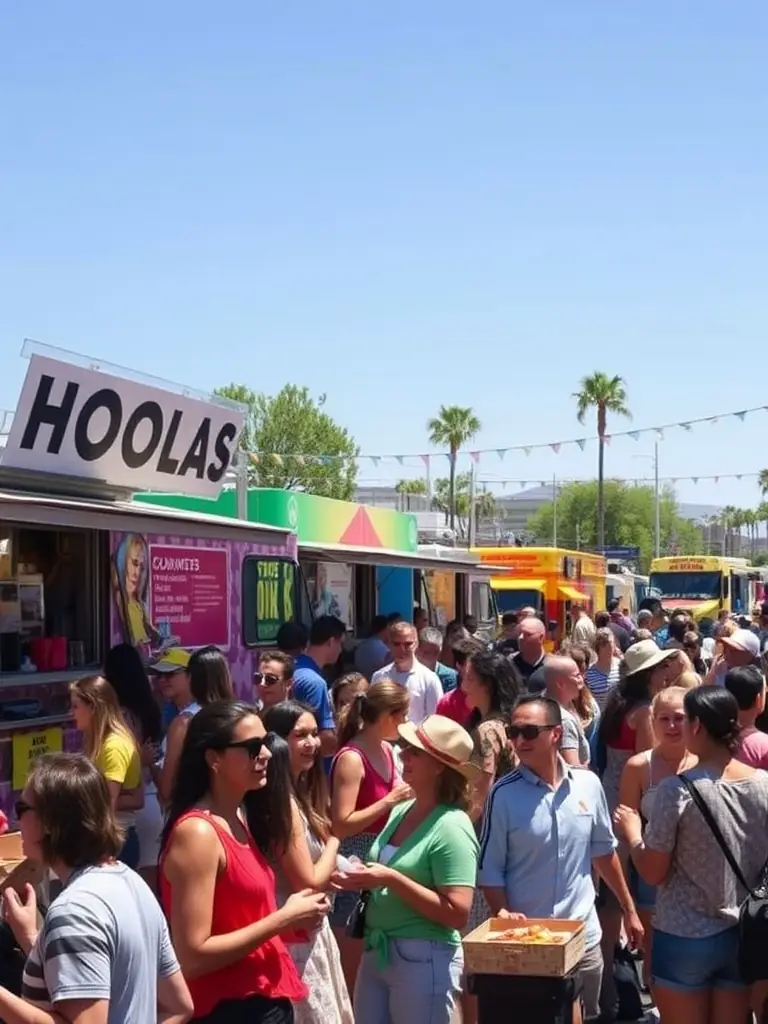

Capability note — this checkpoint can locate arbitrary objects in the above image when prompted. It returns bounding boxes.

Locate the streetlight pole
[654,442,660,558]
[552,474,558,548]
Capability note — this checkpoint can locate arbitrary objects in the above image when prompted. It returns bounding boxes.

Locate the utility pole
[654,442,661,558]
[468,464,477,549]
[552,474,558,548]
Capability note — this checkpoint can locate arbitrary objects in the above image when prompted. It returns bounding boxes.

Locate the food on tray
[488,924,567,944]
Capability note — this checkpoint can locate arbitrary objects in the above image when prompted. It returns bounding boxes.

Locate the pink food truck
[0,348,300,823]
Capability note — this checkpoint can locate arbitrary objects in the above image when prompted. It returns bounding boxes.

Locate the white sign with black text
[3,355,245,498]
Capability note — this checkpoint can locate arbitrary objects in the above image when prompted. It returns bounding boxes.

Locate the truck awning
[298,540,512,576]
[558,585,591,603]
[0,489,292,546]
[492,578,547,592]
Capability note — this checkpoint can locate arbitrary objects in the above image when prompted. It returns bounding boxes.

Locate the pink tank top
[331,743,396,835]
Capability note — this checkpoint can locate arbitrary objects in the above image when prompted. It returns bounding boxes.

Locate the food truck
[649,555,761,621]
[472,546,607,643]
[135,489,504,637]
[0,349,300,824]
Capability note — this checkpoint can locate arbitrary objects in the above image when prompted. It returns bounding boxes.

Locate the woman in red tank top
[160,700,331,1023]
[328,681,412,996]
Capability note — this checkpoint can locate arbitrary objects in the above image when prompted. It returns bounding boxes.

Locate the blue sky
[3,2,767,510]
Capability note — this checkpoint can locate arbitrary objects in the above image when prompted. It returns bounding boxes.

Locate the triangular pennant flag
[470,451,480,463]
[249,452,260,466]
[420,454,430,469]
[370,455,380,467]
[576,438,586,450]
[520,480,527,488]
[628,431,641,441]
[692,477,699,484]
[523,447,532,456]
[735,411,747,421]
[271,453,283,466]
[736,474,743,481]
[603,435,611,445]
[714,476,719,484]
[656,428,664,439]
[550,443,561,454]
[680,422,691,431]
[496,449,507,460]
[501,481,507,490]
[445,452,454,463]
[671,478,678,484]
[396,456,404,466]
[708,417,718,425]
[540,481,546,488]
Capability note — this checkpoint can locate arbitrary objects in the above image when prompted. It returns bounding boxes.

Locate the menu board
[149,544,230,649]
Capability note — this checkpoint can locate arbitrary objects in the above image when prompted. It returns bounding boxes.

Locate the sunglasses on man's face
[221,737,268,759]
[505,724,555,742]
[254,672,283,687]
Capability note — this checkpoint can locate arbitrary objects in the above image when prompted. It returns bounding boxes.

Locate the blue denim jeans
[354,939,463,1024]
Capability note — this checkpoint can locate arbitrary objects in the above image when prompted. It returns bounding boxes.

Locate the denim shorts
[652,926,746,993]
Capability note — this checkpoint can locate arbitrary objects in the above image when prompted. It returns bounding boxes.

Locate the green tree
[759,469,768,495]
[215,383,359,499]
[573,373,631,552]
[427,406,481,532]
[526,480,702,572]
[432,473,495,541]
[758,502,768,548]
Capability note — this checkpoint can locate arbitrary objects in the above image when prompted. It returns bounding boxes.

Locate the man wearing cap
[479,695,642,1023]
[706,628,761,686]
[148,648,196,805]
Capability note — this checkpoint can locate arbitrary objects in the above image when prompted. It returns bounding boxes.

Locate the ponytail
[336,680,410,747]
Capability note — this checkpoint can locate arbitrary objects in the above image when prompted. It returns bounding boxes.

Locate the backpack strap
[679,774,753,894]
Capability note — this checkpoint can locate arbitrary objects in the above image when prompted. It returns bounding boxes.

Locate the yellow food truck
[472,546,608,644]
[648,556,761,621]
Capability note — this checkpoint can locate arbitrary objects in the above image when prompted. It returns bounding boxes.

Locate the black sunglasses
[220,737,268,759]
[15,799,34,819]
[505,724,556,741]
[253,672,283,687]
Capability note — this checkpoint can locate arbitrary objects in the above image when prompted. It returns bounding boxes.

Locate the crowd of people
[2,597,768,1023]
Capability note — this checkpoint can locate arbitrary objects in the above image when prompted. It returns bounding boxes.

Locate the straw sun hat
[623,639,676,677]
[397,715,481,779]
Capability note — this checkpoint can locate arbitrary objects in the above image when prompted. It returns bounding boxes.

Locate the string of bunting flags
[476,472,765,490]
[244,402,767,468]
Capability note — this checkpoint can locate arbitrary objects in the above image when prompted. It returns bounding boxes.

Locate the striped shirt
[585,659,621,711]
[22,862,178,1020]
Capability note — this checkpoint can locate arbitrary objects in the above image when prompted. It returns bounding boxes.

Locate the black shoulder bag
[680,774,768,983]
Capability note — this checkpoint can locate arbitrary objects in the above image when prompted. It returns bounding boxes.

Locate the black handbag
[612,943,644,1021]
[345,890,370,939]
[680,774,768,983]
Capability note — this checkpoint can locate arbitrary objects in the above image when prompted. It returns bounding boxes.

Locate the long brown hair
[263,702,330,843]
[337,680,410,747]
[70,675,138,761]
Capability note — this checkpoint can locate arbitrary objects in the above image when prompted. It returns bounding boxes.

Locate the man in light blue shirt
[479,694,642,1022]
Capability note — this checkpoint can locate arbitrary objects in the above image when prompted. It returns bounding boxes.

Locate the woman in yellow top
[70,675,144,868]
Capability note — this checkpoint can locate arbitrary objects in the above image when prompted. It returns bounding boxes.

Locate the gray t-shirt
[560,706,591,765]
[22,862,179,1020]
[645,767,768,938]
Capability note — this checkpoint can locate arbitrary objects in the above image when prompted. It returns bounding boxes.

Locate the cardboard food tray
[462,917,586,977]
[0,832,43,898]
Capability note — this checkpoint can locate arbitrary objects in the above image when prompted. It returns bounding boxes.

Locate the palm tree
[573,373,631,552]
[759,469,768,495]
[721,506,736,556]
[427,406,481,532]
[758,502,768,551]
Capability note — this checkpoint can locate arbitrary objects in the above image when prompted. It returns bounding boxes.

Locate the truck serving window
[648,571,721,602]
[242,557,298,646]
